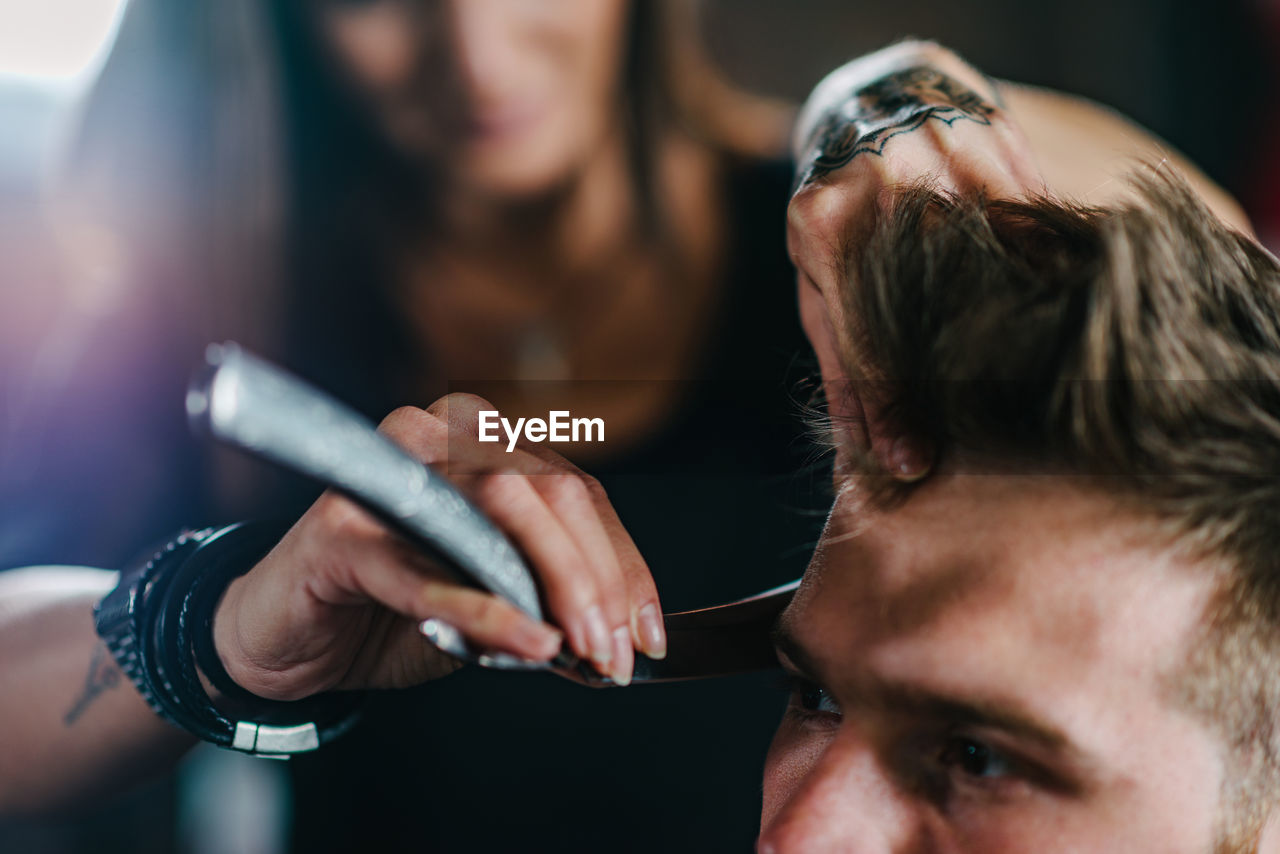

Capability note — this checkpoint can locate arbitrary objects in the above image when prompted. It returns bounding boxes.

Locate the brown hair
[831,170,1280,850]
[37,0,793,531]
[52,0,791,376]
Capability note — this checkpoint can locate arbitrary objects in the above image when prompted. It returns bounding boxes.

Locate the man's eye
[781,675,842,720]
[937,736,1010,779]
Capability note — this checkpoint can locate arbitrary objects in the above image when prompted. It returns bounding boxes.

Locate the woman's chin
[452,149,580,205]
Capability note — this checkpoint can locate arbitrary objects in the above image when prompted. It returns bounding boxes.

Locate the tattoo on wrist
[64,640,121,726]
[796,66,998,188]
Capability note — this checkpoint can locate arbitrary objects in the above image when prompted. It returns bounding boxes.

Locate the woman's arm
[0,568,194,816]
[999,81,1253,234]
[0,392,666,814]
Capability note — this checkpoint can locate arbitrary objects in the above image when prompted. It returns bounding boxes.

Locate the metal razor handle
[185,342,545,621]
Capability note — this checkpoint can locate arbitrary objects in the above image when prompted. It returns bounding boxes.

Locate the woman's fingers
[525,472,635,682]
[467,472,610,663]
[493,432,665,661]
[351,541,564,662]
[221,390,661,698]
[574,477,665,660]
[470,470,643,684]
[788,86,1042,489]
[377,394,662,684]
[500,443,665,672]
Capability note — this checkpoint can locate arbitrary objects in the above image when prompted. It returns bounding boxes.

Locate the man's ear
[824,376,932,483]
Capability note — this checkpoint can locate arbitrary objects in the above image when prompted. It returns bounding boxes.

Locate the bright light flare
[0,0,127,81]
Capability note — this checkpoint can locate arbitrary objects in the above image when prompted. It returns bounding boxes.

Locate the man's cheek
[761,717,828,829]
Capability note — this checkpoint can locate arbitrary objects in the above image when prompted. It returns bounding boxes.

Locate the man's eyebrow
[771,619,827,684]
[771,621,1086,760]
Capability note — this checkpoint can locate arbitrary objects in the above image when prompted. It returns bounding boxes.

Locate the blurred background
[2,0,1276,284]
[711,0,1279,244]
[1,0,1276,851]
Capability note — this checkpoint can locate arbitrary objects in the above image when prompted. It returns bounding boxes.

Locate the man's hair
[837,170,1280,851]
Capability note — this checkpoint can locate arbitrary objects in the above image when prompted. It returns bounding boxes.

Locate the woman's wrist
[95,522,363,756]
[209,570,254,699]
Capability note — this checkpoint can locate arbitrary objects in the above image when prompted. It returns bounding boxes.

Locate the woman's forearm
[1000,81,1253,234]
[0,567,194,817]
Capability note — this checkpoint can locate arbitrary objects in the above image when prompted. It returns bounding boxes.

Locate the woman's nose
[758,732,918,854]
[444,0,523,104]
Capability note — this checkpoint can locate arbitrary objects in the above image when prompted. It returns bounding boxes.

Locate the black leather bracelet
[96,522,363,756]
[184,521,289,706]
[95,530,210,735]
[168,522,363,748]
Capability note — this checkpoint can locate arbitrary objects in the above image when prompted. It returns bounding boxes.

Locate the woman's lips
[467,99,547,141]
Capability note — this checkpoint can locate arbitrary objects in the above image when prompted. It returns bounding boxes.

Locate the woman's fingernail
[637,603,667,660]
[581,604,613,665]
[611,626,633,687]
[519,622,563,660]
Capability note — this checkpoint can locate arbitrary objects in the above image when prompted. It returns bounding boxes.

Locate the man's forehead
[776,475,1224,796]
[783,475,1218,695]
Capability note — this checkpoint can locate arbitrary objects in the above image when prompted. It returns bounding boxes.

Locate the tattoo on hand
[796,66,998,188]
[64,640,121,726]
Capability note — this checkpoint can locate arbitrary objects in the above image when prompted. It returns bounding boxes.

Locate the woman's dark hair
[261,0,688,407]
[54,0,785,411]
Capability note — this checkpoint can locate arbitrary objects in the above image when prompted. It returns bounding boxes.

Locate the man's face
[757,474,1228,852]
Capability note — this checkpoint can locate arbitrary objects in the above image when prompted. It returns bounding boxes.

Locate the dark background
[4,0,1278,245]
[703,0,1277,232]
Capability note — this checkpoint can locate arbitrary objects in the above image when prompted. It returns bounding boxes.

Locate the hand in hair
[788,40,1044,480]
[787,39,1252,482]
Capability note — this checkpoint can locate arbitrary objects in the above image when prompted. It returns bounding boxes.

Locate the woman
[0,0,821,850]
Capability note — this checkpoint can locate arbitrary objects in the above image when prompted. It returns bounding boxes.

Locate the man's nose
[758,731,917,854]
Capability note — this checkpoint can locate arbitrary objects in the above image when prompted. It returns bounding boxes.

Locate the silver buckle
[231,721,320,758]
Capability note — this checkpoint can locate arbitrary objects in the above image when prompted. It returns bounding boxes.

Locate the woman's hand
[212,393,665,699]
[787,41,1044,477]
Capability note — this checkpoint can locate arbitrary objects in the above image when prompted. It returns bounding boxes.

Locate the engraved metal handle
[185,342,544,620]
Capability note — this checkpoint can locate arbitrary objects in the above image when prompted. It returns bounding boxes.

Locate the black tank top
[286,156,828,853]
